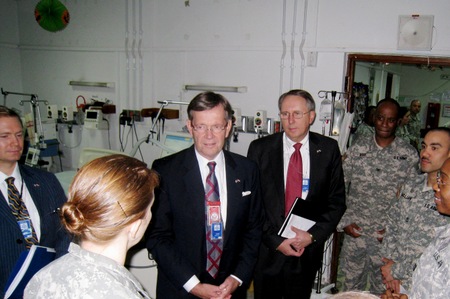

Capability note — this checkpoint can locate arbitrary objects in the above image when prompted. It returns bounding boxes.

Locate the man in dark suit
[0,106,70,296]
[147,92,263,299]
[247,89,346,299]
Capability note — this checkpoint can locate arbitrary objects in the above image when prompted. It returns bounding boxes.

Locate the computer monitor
[160,131,193,157]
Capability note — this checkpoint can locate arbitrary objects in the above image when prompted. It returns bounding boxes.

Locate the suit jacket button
[16,239,23,244]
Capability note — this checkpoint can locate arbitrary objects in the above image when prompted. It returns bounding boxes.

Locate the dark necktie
[285,143,303,216]
[6,177,38,249]
[205,162,223,278]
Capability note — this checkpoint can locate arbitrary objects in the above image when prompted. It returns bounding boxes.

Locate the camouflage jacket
[352,122,375,145]
[338,134,419,235]
[406,114,421,143]
[409,224,450,299]
[382,173,450,289]
[25,243,151,299]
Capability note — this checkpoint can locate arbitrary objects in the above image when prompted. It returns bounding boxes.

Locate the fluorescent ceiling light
[184,85,247,93]
[69,81,115,88]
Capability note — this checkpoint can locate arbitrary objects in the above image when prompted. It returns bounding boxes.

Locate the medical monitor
[86,110,100,121]
[84,108,107,130]
[160,131,193,157]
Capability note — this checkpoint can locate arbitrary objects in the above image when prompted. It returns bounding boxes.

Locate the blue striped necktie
[6,177,38,249]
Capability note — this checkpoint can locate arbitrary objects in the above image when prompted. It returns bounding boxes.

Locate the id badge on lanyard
[302,178,310,193]
[207,202,223,240]
[18,219,34,239]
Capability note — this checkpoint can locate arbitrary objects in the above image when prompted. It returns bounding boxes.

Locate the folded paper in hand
[278,197,316,238]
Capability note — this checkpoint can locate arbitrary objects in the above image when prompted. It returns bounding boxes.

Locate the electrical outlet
[122,110,142,122]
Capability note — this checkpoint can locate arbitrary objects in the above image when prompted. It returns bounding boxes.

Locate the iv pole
[129,100,190,157]
[317,90,348,136]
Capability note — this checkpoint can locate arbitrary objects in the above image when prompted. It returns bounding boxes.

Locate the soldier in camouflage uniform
[337,99,419,294]
[24,155,159,299]
[396,108,415,146]
[406,100,422,150]
[408,157,450,299]
[352,105,376,145]
[380,128,450,293]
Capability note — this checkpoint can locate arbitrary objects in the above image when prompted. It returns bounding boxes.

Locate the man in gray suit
[0,106,70,296]
[147,92,263,299]
[247,89,346,299]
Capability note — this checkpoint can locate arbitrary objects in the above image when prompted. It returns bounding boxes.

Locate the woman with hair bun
[24,154,159,299]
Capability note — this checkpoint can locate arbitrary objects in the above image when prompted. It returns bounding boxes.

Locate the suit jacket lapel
[263,134,286,219]
[22,171,41,211]
[224,152,239,245]
[182,148,209,238]
[271,134,285,200]
[1,167,41,233]
[308,133,322,197]
[0,192,20,228]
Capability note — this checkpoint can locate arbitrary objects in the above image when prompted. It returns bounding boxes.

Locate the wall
[0,0,23,108]
[399,64,450,126]
[4,0,450,164]
[2,0,450,293]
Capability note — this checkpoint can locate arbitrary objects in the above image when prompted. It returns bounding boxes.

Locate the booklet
[278,197,317,238]
[4,245,56,299]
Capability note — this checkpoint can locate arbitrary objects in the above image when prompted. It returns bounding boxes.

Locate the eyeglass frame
[279,111,311,120]
[190,123,228,134]
[436,170,449,188]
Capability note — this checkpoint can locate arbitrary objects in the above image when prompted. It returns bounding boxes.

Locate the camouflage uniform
[406,114,421,148]
[396,125,414,147]
[352,122,374,145]
[25,243,152,299]
[409,224,450,299]
[338,134,419,294]
[382,173,450,290]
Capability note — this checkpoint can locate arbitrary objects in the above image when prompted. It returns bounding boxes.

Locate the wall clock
[397,15,434,51]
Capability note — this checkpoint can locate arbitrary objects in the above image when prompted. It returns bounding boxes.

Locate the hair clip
[117,201,128,218]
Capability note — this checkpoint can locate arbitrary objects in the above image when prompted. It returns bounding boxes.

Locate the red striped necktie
[285,143,302,216]
[205,162,223,278]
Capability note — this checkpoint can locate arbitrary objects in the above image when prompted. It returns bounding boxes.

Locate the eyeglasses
[279,111,310,120]
[191,124,227,133]
[436,170,449,188]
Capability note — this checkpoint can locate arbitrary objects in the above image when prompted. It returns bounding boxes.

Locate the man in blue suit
[247,89,346,299]
[147,92,263,299]
[0,106,70,296]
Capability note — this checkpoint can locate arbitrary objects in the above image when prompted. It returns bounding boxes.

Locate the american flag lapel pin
[235,179,241,183]
[317,149,322,154]
[33,183,40,187]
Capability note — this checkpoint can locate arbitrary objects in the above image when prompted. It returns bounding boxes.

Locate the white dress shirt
[196,151,228,227]
[184,150,243,292]
[283,132,311,199]
[0,163,41,239]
